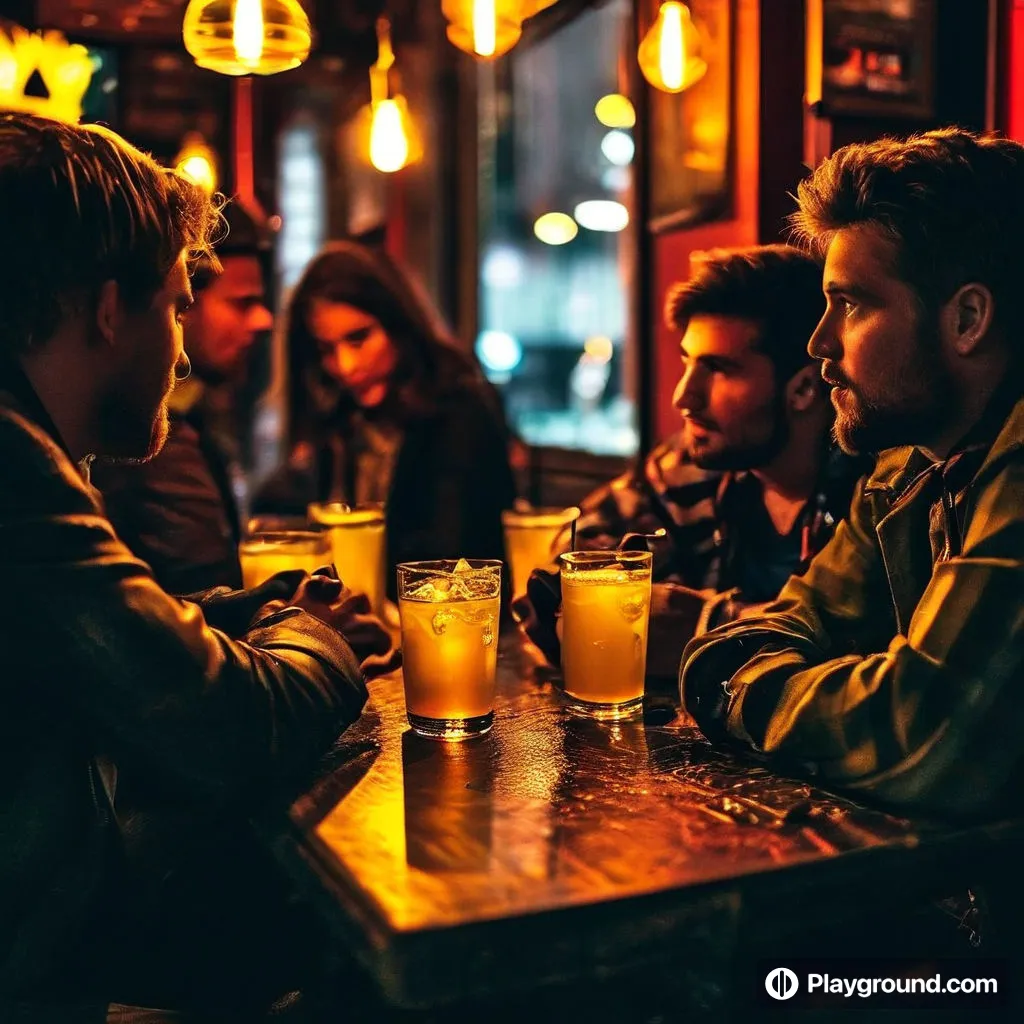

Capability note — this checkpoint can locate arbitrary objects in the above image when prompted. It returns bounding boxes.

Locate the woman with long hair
[255,242,515,593]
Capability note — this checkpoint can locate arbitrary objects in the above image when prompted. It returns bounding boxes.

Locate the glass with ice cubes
[397,559,503,740]
[559,550,652,719]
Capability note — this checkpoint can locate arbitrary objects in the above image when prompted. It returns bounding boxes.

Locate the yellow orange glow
[594,93,636,129]
[0,25,93,123]
[179,155,217,192]
[370,99,410,173]
[233,0,265,65]
[533,212,578,245]
[638,2,706,94]
[659,2,684,91]
[473,0,497,57]
[174,133,219,192]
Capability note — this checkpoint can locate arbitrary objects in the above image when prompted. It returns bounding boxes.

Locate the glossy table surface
[271,636,1016,1009]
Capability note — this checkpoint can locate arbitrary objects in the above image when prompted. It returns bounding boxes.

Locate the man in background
[521,245,865,677]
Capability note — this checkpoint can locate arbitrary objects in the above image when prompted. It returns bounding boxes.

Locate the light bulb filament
[233,0,265,65]
[370,99,409,174]
[659,3,685,92]
[473,0,497,58]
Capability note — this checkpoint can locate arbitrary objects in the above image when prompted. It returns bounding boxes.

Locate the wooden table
[267,637,1021,1015]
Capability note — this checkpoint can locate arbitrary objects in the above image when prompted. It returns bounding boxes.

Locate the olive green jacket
[681,393,1024,819]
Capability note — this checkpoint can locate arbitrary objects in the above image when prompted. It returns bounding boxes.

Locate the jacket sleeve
[93,419,243,594]
[680,466,1024,817]
[2,409,367,806]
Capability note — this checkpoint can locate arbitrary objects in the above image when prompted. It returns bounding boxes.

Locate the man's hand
[513,568,562,666]
[254,570,400,679]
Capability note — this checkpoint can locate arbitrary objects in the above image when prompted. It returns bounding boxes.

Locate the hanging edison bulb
[370,99,411,173]
[182,0,312,76]
[363,17,413,174]
[637,2,707,93]
[174,133,219,192]
[441,0,557,60]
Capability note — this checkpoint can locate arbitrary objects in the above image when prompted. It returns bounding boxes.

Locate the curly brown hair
[665,244,825,384]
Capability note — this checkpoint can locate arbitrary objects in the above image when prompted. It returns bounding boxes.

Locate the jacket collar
[867,384,1024,497]
[0,354,73,461]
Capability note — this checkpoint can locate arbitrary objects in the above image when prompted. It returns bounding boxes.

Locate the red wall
[1007,1,1024,140]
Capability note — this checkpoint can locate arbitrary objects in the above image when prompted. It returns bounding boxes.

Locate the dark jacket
[256,376,516,594]
[681,391,1024,819]
[92,397,243,594]
[0,359,366,1008]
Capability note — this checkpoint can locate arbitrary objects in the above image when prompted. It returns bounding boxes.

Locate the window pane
[477,0,638,457]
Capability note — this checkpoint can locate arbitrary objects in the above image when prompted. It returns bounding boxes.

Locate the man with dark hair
[94,201,274,593]
[682,128,1024,819]
[521,245,863,676]
[0,113,374,1018]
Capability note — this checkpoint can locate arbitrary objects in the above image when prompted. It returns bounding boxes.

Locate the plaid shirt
[681,394,1024,819]
[556,432,861,603]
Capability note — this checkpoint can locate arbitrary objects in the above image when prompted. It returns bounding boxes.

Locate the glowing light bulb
[660,2,683,90]
[370,99,410,173]
[174,133,219,192]
[637,2,707,94]
[441,1,555,60]
[473,0,497,57]
[233,0,264,66]
[182,0,311,76]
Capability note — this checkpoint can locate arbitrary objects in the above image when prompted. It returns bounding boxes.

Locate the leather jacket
[0,360,366,1007]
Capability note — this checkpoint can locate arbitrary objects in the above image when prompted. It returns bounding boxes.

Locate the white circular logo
[765,967,800,1001]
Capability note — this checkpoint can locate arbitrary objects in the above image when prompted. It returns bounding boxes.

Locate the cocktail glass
[238,530,332,589]
[308,502,387,613]
[558,549,652,719]
[502,506,579,600]
[397,559,502,740]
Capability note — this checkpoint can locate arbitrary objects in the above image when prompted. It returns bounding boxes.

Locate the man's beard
[829,323,955,456]
[687,392,790,472]
[95,383,172,463]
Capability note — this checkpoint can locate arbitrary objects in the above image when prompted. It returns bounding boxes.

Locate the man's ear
[94,280,121,347]
[939,282,994,357]
[785,364,820,414]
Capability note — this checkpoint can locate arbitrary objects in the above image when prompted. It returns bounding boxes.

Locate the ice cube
[481,615,495,647]
[432,608,454,634]
[453,558,473,574]
[618,594,645,623]
[408,578,451,602]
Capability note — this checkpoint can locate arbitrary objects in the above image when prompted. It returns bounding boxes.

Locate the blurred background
[0,0,1015,504]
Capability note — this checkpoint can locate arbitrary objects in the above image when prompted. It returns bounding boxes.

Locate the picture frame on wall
[807,0,937,119]
[646,0,733,234]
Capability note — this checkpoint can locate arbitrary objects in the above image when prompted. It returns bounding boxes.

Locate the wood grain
[270,634,1021,1009]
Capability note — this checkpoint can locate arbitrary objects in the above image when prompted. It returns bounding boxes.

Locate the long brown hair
[285,241,484,444]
